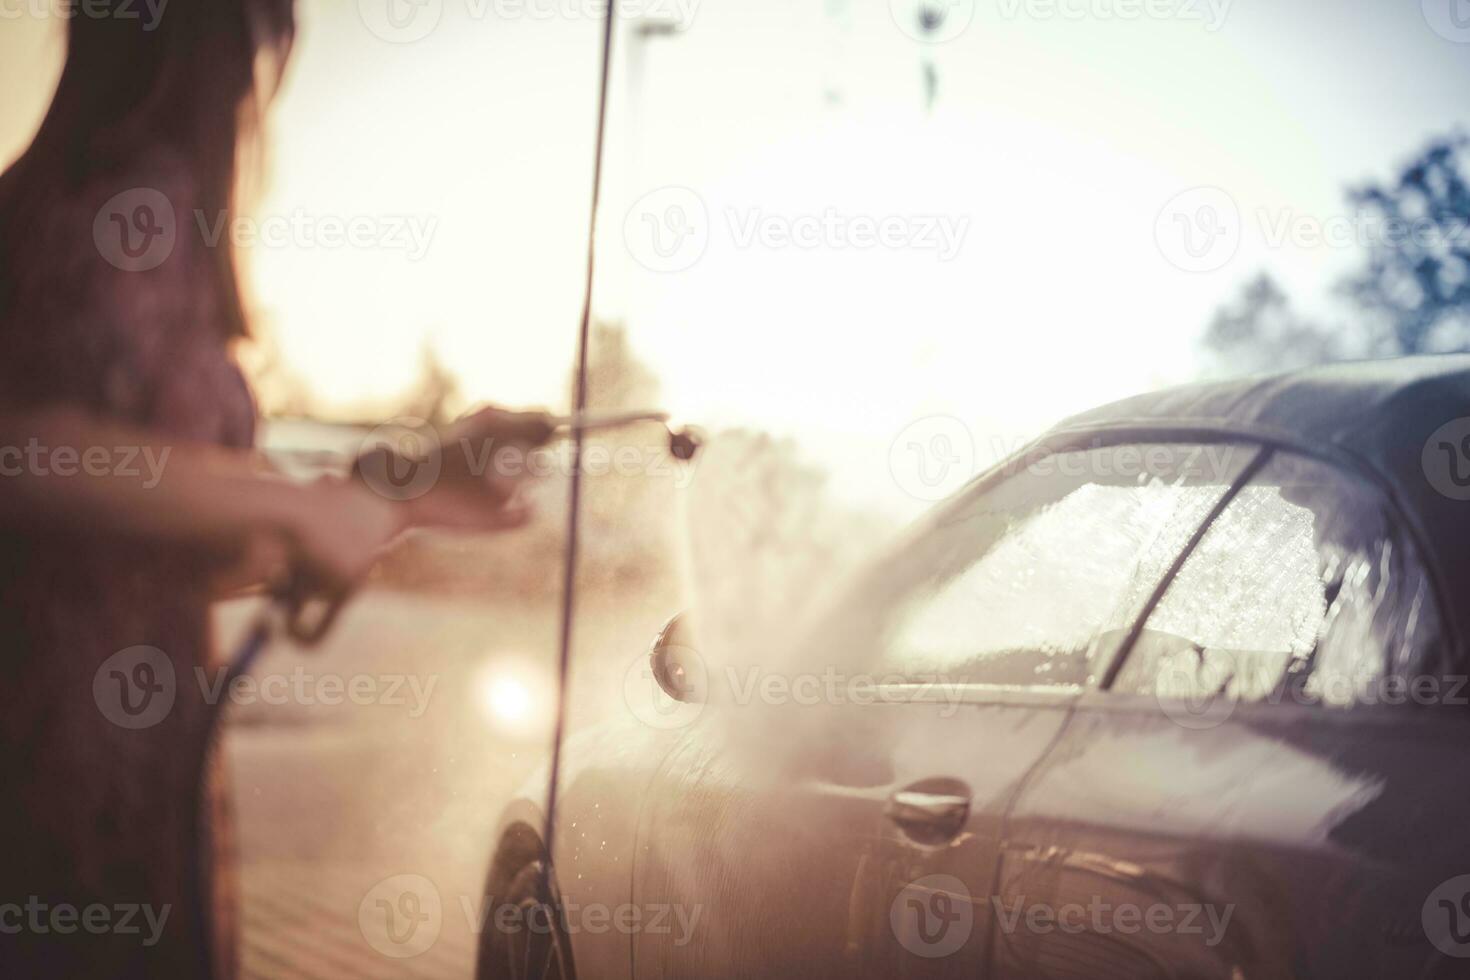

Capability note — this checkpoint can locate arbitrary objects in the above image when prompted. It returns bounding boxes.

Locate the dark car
[476,355,1470,980]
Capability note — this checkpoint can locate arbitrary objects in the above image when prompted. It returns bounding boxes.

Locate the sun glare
[474,666,542,735]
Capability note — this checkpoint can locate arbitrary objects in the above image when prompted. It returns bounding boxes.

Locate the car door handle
[884,782,971,845]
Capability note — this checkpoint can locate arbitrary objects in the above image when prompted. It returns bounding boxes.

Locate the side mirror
[650,612,703,704]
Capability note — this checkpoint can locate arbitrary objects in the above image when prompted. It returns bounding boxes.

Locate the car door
[630,440,1256,979]
[1000,448,1470,979]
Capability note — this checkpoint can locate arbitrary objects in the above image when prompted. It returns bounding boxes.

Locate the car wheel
[476,852,577,980]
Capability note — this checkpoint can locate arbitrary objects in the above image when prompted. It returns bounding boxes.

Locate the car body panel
[1002,694,1470,978]
[481,356,1470,979]
[630,691,1079,978]
[482,718,686,980]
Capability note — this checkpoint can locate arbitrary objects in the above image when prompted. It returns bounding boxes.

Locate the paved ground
[239,861,478,980]
[217,588,672,979]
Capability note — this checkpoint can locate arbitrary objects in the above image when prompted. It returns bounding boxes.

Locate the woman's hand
[0,405,555,602]
[282,479,406,593]
[355,406,556,533]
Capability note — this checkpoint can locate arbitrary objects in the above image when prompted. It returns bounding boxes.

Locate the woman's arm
[0,404,550,590]
[0,406,336,547]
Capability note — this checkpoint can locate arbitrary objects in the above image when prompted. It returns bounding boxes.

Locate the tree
[1202,274,1342,377]
[1344,134,1470,355]
[1204,133,1470,375]
[396,342,462,427]
[573,320,661,413]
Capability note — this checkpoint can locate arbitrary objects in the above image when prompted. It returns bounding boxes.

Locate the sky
[3,0,1470,514]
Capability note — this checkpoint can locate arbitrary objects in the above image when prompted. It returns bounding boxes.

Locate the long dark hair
[2,0,295,339]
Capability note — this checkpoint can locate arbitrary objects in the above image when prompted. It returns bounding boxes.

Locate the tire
[475,841,577,980]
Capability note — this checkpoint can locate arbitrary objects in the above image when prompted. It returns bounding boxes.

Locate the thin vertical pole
[544,1,618,877]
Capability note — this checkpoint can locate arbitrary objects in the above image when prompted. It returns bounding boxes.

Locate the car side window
[1113,452,1448,708]
[861,443,1258,689]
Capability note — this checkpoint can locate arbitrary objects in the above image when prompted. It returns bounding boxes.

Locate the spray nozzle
[551,410,702,461]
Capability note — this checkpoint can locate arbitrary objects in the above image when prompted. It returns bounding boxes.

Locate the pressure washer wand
[225,409,697,676]
[550,410,702,461]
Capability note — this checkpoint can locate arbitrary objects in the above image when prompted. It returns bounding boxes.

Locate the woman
[0,4,549,976]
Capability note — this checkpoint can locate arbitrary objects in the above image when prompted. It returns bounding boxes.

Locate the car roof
[1051,353,1470,656]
